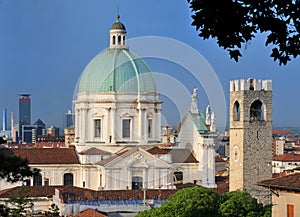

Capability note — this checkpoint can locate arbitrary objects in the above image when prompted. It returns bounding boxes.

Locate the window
[63,173,73,186]
[118,35,121,45]
[99,174,103,188]
[148,119,152,138]
[33,173,42,186]
[173,171,183,184]
[132,176,143,190]
[122,119,131,138]
[287,204,294,217]
[94,119,101,138]
[112,36,116,45]
[233,101,240,121]
[44,178,49,186]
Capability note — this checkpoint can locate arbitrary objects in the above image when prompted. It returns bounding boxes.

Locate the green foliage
[45,203,60,217]
[136,188,272,217]
[0,154,40,183]
[137,187,221,217]
[9,186,33,217]
[0,137,40,183]
[187,0,300,65]
[219,190,264,217]
[0,204,10,217]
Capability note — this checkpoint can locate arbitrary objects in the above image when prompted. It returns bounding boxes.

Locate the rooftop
[258,173,300,192]
[273,153,300,162]
[0,147,80,164]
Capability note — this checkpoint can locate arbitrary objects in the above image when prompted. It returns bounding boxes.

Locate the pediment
[103,147,170,169]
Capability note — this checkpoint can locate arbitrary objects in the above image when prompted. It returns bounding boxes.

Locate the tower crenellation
[230,78,272,92]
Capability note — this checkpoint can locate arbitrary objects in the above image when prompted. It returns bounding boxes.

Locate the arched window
[33,173,42,186]
[63,173,74,186]
[112,36,116,45]
[118,35,121,45]
[233,101,240,121]
[173,171,183,184]
[132,176,143,190]
[123,35,125,45]
[250,100,263,122]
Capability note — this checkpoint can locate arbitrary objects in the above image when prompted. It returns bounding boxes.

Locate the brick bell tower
[229,78,272,204]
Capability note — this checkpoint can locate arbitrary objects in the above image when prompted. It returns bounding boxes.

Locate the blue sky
[0,0,299,129]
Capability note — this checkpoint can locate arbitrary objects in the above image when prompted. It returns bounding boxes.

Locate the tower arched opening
[233,101,240,121]
[250,100,263,122]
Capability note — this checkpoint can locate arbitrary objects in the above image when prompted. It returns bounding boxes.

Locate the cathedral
[0,15,217,192]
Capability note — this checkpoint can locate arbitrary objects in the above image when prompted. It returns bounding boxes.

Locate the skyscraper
[64,110,74,128]
[19,94,31,143]
[2,108,7,131]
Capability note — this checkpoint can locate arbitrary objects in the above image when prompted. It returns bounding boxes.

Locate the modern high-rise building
[64,110,74,128]
[19,94,31,143]
[2,108,7,131]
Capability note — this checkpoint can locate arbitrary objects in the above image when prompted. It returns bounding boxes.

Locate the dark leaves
[0,154,40,183]
[188,0,300,64]
[229,49,242,62]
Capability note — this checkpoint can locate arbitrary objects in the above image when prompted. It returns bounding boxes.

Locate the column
[128,170,132,190]
[155,109,161,142]
[105,108,109,143]
[75,109,79,142]
[201,144,208,187]
[80,108,86,143]
[142,109,147,144]
[207,144,216,188]
[138,103,143,144]
[110,108,116,143]
[143,169,147,189]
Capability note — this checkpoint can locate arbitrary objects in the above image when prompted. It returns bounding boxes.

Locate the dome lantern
[110,13,127,49]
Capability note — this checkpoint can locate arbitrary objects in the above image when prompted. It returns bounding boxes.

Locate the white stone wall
[74,92,161,149]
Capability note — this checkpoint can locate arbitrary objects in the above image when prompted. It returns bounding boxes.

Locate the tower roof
[110,14,126,31]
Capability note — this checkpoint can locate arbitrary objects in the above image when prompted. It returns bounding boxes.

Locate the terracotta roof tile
[258,173,300,191]
[0,147,80,164]
[273,153,300,162]
[147,147,171,155]
[0,186,59,198]
[79,147,111,155]
[75,208,108,217]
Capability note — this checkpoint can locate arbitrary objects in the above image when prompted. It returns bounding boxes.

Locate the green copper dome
[78,48,157,94]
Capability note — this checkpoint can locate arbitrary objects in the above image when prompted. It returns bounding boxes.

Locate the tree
[0,137,40,215]
[9,186,33,217]
[0,137,40,183]
[136,188,271,217]
[187,0,300,65]
[136,187,221,217]
[45,203,60,217]
[219,190,269,217]
[0,204,10,217]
